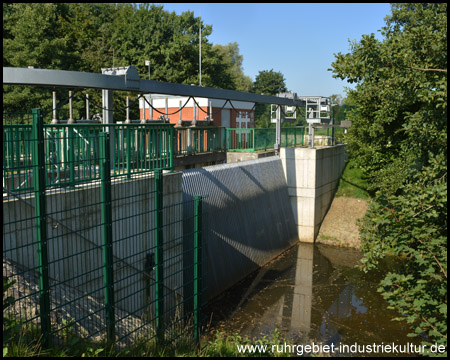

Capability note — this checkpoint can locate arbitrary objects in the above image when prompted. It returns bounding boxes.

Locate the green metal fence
[3,121,175,192]
[174,127,225,156]
[280,127,306,148]
[226,128,255,151]
[227,127,307,152]
[3,109,207,350]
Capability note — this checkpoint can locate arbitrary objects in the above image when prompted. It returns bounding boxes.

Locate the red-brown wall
[141,107,254,128]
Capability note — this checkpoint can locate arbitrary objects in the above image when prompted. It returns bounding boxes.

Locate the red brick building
[139,94,255,128]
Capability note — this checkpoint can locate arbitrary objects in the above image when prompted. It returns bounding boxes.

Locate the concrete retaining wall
[182,157,298,301]
[280,145,346,242]
[226,150,275,163]
[4,144,346,314]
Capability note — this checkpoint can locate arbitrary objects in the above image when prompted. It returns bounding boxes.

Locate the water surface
[205,243,422,357]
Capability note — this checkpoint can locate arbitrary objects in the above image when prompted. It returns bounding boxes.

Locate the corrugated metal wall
[182,157,298,301]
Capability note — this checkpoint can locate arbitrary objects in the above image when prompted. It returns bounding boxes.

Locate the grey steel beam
[3,67,306,107]
[4,67,124,91]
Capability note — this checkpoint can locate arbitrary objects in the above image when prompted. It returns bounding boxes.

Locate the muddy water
[205,243,423,357]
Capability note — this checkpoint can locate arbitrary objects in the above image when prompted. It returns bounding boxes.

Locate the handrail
[3,121,175,191]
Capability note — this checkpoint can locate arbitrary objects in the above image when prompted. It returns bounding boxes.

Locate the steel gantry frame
[3,66,310,150]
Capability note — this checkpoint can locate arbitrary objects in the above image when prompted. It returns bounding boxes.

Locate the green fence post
[32,108,51,347]
[170,125,175,170]
[67,126,75,186]
[99,132,115,347]
[126,125,131,178]
[264,130,267,151]
[222,127,226,152]
[154,169,164,345]
[193,195,203,343]
[252,128,255,152]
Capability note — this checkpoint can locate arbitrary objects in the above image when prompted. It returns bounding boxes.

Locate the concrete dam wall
[4,145,346,322]
[182,157,299,301]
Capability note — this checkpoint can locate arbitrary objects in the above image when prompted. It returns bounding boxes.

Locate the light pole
[145,60,151,80]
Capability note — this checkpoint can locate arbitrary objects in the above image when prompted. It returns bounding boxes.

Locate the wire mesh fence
[3,109,207,351]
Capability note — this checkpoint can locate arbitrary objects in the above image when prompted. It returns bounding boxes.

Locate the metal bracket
[101,66,140,90]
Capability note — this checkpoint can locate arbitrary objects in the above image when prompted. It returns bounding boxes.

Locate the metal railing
[174,127,225,156]
[3,117,175,192]
[226,126,344,152]
[226,128,255,152]
[227,127,308,152]
[3,109,207,349]
[3,115,346,193]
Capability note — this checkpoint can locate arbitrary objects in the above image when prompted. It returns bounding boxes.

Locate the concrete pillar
[280,145,346,243]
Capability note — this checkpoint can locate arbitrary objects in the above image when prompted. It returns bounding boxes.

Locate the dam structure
[3,66,346,346]
[182,144,345,301]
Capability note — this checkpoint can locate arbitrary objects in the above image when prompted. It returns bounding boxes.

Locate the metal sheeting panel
[182,157,298,300]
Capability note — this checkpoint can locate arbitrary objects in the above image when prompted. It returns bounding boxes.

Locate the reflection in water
[290,243,313,339]
[207,243,422,356]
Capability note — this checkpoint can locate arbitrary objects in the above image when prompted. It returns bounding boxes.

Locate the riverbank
[315,157,371,249]
[316,196,368,249]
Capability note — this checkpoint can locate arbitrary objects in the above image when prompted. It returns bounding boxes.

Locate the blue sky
[155,3,392,98]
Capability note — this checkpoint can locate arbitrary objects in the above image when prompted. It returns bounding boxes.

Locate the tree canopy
[331,3,447,351]
[2,3,249,121]
[213,42,253,92]
[252,69,287,128]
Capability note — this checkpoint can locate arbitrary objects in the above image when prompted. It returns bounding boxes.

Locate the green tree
[3,3,81,117]
[331,3,447,352]
[252,69,287,128]
[329,94,345,124]
[252,69,287,96]
[213,42,253,92]
[2,3,237,120]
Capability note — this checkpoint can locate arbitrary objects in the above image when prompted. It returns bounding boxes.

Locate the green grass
[3,324,293,357]
[335,158,372,200]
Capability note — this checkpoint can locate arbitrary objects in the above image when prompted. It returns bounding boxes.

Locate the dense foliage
[251,69,287,128]
[3,3,258,122]
[213,42,253,93]
[331,3,447,353]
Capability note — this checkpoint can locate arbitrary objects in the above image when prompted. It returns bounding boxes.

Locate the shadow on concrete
[182,158,298,301]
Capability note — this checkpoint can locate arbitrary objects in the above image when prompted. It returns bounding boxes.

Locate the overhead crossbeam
[3,67,306,107]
